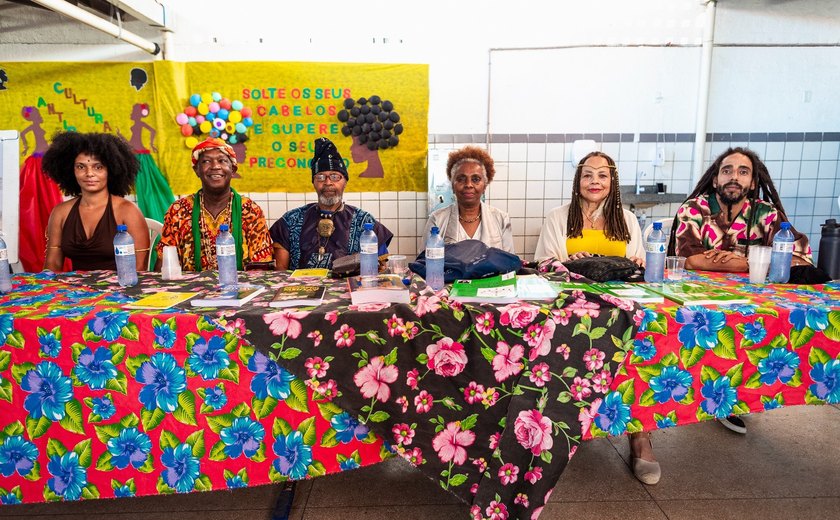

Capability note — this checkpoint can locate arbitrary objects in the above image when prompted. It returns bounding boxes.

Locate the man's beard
[716,182,749,205]
[319,194,342,207]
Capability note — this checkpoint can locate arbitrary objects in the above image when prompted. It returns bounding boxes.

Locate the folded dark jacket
[410,239,522,283]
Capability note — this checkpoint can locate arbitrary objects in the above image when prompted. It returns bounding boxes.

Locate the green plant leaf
[173,390,197,426]
[284,378,309,413]
[252,396,278,420]
[59,399,85,434]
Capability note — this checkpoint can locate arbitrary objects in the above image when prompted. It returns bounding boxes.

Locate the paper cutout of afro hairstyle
[337,95,404,150]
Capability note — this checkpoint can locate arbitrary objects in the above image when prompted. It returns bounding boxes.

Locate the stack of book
[347,274,410,305]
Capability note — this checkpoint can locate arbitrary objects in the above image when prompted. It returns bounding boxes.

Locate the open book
[190,284,266,307]
[124,291,197,310]
[647,282,751,306]
[590,282,665,304]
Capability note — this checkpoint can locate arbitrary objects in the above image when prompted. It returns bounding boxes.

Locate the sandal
[630,432,661,485]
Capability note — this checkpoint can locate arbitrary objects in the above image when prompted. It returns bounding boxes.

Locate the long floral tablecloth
[1,269,638,520]
[587,271,840,440]
[5,269,833,519]
[0,272,387,506]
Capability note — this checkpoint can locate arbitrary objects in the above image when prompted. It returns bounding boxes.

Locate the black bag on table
[562,255,642,282]
[410,239,522,283]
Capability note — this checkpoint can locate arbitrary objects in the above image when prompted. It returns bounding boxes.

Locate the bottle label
[114,244,135,256]
[360,243,378,255]
[644,242,665,254]
[773,241,794,254]
[427,247,445,260]
[217,244,236,257]
[0,249,6,261]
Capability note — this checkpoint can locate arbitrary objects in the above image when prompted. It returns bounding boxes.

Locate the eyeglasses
[314,173,344,182]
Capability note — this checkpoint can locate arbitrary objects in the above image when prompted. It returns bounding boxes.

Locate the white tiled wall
[211,134,839,263]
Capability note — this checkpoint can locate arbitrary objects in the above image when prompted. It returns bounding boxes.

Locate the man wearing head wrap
[156,137,272,271]
[271,137,393,270]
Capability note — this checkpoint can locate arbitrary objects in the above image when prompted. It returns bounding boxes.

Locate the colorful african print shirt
[157,193,272,271]
[675,194,813,263]
[270,203,393,270]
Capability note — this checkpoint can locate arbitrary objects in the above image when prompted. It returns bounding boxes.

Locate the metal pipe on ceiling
[30,0,161,55]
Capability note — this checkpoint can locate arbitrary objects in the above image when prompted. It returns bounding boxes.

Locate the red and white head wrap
[191,137,237,166]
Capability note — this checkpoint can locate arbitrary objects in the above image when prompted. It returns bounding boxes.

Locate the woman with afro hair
[42,132,149,272]
[421,145,514,253]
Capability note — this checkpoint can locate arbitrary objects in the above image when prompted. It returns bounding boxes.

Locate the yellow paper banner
[0,61,429,194]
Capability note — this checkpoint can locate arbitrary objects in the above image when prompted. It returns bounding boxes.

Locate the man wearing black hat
[271,137,393,270]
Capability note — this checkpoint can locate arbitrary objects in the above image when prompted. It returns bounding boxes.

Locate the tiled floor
[1,404,838,520]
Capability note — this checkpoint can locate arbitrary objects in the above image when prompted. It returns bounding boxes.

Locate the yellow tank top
[566,229,627,257]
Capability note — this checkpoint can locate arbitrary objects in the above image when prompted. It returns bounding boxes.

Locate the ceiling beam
[103,0,170,29]
[31,0,161,55]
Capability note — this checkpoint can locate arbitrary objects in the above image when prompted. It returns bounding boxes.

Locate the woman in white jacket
[534,151,644,264]
[422,146,514,253]
[534,151,658,486]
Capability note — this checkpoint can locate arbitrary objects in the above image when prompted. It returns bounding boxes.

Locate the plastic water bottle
[425,226,445,291]
[216,224,238,289]
[0,234,12,294]
[113,224,138,287]
[359,222,379,278]
[644,221,666,283]
[768,222,795,283]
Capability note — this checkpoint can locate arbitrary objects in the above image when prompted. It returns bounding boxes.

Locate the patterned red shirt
[157,194,272,271]
[675,194,813,263]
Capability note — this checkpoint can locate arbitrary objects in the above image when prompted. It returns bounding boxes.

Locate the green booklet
[450,272,517,303]
[646,282,751,306]
[590,282,665,304]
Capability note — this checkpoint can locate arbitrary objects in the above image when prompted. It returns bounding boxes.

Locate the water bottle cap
[431,226,440,235]
[219,224,229,232]
[653,222,662,230]
[780,222,791,230]
[116,224,127,232]
[364,222,374,231]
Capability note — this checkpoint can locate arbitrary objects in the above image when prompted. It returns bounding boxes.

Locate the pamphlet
[515,275,560,301]
[591,282,665,304]
[449,272,518,303]
[289,268,330,279]
[647,282,751,306]
[124,291,197,310]
[270,285,326,308]
[190,284,266,307]
[347,274,410,305]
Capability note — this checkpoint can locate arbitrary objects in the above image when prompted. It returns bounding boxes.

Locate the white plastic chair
[145,218,163,269]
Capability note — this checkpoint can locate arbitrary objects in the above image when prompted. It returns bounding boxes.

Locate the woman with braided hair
[670,147,813,272]
[534,151,656,484]
[534,151,644,264]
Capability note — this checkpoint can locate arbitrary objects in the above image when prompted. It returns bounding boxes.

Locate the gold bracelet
[135,248,151,253]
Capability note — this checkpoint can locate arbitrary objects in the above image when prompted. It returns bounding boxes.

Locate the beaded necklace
[197,191,232,269]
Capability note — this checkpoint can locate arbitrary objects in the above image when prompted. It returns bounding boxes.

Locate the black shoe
[719,415,746,434]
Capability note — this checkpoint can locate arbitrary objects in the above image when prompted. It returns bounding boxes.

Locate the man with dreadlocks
[672,147,813,436]
[671,147,813,272]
